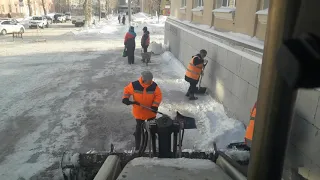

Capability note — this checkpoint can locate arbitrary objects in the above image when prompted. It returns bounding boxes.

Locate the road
[0,21,140,180]
[0,19,244,180]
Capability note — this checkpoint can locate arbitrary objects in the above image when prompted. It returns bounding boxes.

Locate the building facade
[166,0,320,179]
[0,0,54,17]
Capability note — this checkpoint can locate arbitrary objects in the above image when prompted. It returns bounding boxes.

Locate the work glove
[151,106,158,112]
[122,98,131,105]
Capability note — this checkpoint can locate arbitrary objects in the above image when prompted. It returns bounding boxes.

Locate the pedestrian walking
[118,15,121,24]
[122,15,126,25]
[141,27,150,53]
[7,13,11,18]
[124,26,136,64]
[122,71,162,151]
[185,49,207,100]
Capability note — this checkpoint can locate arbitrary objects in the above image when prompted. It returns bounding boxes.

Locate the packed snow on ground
[0,12,244,180]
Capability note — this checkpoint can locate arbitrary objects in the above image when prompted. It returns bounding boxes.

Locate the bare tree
[150,0,161,15]
[105,0,118,14]
[27,0,32,16]
[83,0,92,27]
[41,0,47,15]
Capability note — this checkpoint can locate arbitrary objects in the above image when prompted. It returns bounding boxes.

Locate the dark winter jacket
[185,54,204,83]
[141,31,150,47]
[124,29,136,55]
[122,16,126,24]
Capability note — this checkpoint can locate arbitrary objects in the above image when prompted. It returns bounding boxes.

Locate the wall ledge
[212,7,236,21]
[256,8,268,24]
[180,7,186,14]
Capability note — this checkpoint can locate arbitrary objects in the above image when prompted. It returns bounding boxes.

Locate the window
[221,0,236,7]
[181,0,186,7]
[194,0,204,7]
[1,21,11,25]
[263,0,269,9]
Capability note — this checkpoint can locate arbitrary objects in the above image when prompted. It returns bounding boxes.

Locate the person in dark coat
[118,15,121,24]
[124,26,137,64]
[141,27,150,53]
[7,13,11,18]
[122,15,126,25]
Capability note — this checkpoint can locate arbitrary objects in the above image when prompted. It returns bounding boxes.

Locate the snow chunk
[213,7,236,13]
[256,8,269,15]
[130,157,216,170]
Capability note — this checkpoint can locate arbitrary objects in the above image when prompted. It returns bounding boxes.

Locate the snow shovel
[139,104,197,129]
[196,61,208,94]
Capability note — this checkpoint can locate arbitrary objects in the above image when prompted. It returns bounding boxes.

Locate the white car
[65,12,72,21]
[0,20,25,35]
[29,16,48,29]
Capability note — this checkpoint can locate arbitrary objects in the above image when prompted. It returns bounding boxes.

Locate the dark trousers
[128,55,134,64]
[187,81,198,96]
[143,46,148,53]
[135,119,144,150]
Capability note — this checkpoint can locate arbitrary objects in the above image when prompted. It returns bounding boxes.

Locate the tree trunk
[98,0,101,21]
[42,0,47,15]
[27,0,32,16]
[84,0,92,27]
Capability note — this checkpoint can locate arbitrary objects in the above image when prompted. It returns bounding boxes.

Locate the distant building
[0,0,54,17]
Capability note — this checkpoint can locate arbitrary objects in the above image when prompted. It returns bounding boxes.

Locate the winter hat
[141,71,153,81]
[143,27,148,31]
[129,26,134,32]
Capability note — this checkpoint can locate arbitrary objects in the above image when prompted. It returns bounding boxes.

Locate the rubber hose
[138,123,146,154]
[141,127,149,154]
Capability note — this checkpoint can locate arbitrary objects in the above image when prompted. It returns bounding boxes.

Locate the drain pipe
[247,0,301,179]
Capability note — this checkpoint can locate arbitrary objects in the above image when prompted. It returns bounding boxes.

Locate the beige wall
[255,22,266,40]
[234,0,260,36]
[213,18,235,32]
[170,0,268,41]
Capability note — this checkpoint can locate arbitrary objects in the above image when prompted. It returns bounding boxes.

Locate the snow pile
[224,149,250,162]
[130,157,216,170]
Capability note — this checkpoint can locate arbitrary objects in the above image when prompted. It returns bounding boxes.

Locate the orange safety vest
[185,56,203,81]
[123,78,162,120]
[245,102,257,148]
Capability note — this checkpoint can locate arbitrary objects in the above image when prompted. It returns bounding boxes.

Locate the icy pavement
[0,14,244,180]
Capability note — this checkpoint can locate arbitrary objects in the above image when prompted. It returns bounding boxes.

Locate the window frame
[263,0,269,9]
[221,0,236,7]
[194,0,204,7]
[181,0,186,7]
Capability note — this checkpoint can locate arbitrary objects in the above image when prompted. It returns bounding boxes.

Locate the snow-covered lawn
[0,14,244,179]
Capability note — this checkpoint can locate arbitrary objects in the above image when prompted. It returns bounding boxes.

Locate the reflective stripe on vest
[132,81,157,95]
[185,56,203,80]
[244,103,257,148]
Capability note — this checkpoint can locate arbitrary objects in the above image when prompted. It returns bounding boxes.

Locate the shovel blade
[196,87,207,94]
[176,112,197,129]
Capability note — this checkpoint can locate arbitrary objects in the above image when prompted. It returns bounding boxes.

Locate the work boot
[189,94,198,100]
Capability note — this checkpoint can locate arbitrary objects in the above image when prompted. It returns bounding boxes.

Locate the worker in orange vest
[245,102,257,148]
[185,49,207,100]
[122,71,162,150]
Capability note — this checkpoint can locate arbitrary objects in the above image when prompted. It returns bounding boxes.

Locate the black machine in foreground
[60,111,248,180]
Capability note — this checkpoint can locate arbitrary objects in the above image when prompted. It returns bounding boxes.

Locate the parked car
[74,15,97,27]
[0,20,25,35]
[54,13,66,23]
[44,15,53,24]
[0,18,20,24]
[65,12,72,21]
[29,16,49,29]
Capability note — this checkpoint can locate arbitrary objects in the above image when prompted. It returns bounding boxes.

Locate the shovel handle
[139,104,165,115]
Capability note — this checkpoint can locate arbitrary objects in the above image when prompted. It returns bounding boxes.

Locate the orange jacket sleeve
[152,86,162,107]
[123,82,133,99]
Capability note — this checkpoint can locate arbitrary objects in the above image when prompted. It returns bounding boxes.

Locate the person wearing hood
[122,15,126,25]
[118,15,121,24]
[185,49,207,100]
[124,26,137,64]
[122,71,162,151]
[141,27,150,53]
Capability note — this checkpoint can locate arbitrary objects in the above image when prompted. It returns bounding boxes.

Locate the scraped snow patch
[130,157,216,170]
